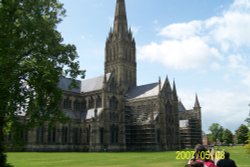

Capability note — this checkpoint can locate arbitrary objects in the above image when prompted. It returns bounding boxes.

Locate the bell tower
[105,0,137,92]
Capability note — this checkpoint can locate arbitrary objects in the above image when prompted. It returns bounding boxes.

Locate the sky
[58,0,250,133]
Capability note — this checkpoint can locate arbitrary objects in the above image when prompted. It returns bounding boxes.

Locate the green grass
[7,146,250,167]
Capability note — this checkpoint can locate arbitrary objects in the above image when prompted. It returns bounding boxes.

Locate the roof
[178,101,186,112]
[126,83,159,100]
[58,73,111,94]
[81,73,111,93]
[58,77,81,93]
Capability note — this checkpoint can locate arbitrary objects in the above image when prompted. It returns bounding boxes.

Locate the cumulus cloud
[230,0,250,11]
[201,90,250,132]
[227,54,250,89]
[139,37,221,69]
[138,0,250,132]
[210,12,250,50]
[179,89,250,132]
[138,0,250,70]
[228,54,247,71]
[158,21,202,40]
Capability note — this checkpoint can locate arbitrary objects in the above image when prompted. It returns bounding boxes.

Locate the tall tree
[235,124,249,144]
[222,129,233,145]
[0,0,84,166]
[208,123,224,143]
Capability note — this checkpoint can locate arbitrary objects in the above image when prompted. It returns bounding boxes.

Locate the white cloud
[202,90,250,132]
[138,0,250,71]
[139,36,221,70]
[230,0,250,11]
[140,0,250,132]
[211,12,250,50]
[158,21,202,40]
[227,54,250,89]
[179,89,250,132]
[228,54,247,70]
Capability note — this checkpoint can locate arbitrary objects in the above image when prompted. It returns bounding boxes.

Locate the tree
[222,129,233,145]
[235,124,249,144]
[0,1,84,166]
[208,123,224,143]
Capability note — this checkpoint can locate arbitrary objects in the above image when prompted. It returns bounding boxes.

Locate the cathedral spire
[113,0,128,34]
[194,94,201,108]
[105,0,136,91]
[173,80,178,101]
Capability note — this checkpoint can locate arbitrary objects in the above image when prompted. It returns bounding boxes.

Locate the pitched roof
[178,101,186,112]
[126,83,159,100]
[81,73,111,93]
[58,73,111,94]
[58,77,81,93]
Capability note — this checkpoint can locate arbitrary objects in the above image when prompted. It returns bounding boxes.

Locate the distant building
[202,133,209,146]
[6,0,202,151]
[179,95,202,148]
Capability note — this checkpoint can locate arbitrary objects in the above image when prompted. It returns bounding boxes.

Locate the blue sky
[58,0,250,133]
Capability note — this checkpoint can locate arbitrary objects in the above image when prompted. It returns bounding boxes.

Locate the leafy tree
[235,124,249,144]
[207,133,214,145]
[208,123,224,143]
[0,0,84,166]
[222,129,233,145]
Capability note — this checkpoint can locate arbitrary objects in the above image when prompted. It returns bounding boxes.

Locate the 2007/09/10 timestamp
[176,151,225,160]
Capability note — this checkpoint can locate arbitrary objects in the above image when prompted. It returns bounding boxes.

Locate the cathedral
[7,0,202,151]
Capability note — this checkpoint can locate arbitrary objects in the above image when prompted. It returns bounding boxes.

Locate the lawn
[7,146,250,167]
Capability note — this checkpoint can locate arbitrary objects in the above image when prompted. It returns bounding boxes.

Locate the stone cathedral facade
[8,0,202,151]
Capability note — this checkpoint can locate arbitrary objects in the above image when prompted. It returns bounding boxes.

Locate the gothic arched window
[74,100,80,111]
[86,125,91,144]
[48,127,56,143]
[88,97,94,109]
[111,125,119,144]
[63,98,72,109]
[109,96,118,110]
[80,100,87,112]
[36,126,44,144]
[165,101,172,112]
[62,126,68,144]
[73,128,80,145]
[96,96,102,108]
[100,127,104,144]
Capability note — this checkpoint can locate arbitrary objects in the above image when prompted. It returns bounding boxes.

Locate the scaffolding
[125,106,157,151]
[180,119,202,148]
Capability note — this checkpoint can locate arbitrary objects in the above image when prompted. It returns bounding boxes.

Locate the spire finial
[194,93,201,108]
[113,0,128,34]
[173,79,178,101]
[159,76,162,91]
